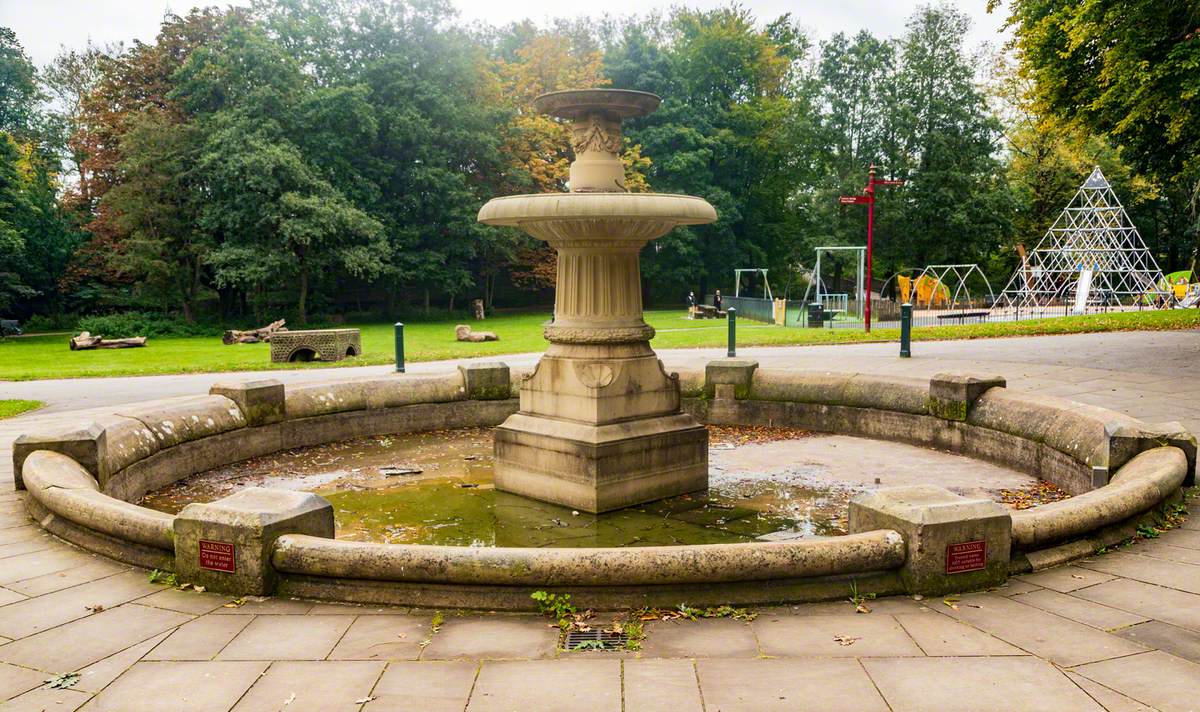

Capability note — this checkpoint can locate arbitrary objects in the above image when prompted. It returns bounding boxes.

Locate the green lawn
[0,308,1197,381]
[0,399,44,418]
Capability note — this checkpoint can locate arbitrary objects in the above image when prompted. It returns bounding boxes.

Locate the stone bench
[269,328,361,363]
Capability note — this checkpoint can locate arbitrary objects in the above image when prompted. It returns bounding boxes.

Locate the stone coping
[12,361,1195,608]
[271,530,905,586]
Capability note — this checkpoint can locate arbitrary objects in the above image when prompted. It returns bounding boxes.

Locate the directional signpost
[840,165,904,333]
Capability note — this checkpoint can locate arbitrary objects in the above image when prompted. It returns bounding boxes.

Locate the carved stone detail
[570,118,623,155]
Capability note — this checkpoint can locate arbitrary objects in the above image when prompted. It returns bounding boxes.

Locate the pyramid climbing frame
[996,167,1166,315]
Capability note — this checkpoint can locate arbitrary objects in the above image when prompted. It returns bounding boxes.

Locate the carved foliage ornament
[570,120,623,156]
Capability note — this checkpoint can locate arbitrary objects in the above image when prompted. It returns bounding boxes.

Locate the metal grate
[565,629,628,651]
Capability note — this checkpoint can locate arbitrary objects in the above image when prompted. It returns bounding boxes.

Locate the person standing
[714,289,723,312]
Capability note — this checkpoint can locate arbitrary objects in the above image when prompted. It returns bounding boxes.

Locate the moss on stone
[927,396,968,422]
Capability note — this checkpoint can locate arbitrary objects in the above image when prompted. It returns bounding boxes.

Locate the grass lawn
[0,308,1197,381]
[0,399,44,418]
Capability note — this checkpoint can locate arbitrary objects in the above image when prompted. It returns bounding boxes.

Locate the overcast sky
[1,0,1009,68]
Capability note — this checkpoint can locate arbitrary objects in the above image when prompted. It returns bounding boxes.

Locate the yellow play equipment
[897,274,950,307]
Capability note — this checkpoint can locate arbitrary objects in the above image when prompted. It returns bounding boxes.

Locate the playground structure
[802,246,867,322]
[885,264,996,325]
[994,167,1167,317]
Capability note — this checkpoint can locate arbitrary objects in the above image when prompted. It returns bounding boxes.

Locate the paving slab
[2,561,128,597]
[362,661,477,712]
[422,615,558,661]
[136,587,231,616]
[1071,578,1200,632]
[0,539,56,560]
[1064,671,1155,712]
[622,659,703,712]
[0,603,191,671]
[1130,540,1200,566]
[893,611,1024,656]
[231,661,384,712]
[991,579,1044,597]
[0,662,46,701]
[1016,566,1116,593]
[328,615,428,661]
[0,570,161,639]
[210,596,314,615]
[753,614,923,657]
[77,660,267,712]
[72,632,171,693]
[0,528,40,548]
[696,658,888,712]
[1158,528,1200,549]
[1,685,90,711]
[0,589,24,608]
[862,657,1102,712]
[0,550,101,586]
[467,659,619,712]
[1073,651,1200,712]
[144,615,253,661]
[1113,621,1200,663]
[931,592,1148,666]
[1010,589,1149,631]
[216,614,354,660]
[1078,552,1200,595]
[641,618,759,658]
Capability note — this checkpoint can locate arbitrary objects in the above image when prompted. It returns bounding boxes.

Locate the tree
[0,133,35,312]
[0,28,38,137]
[995,0,1200,195]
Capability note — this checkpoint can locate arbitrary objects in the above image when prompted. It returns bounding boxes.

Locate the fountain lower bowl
[478,192,717,243]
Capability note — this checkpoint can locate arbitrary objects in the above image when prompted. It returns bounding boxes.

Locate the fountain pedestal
[479,89,716,513]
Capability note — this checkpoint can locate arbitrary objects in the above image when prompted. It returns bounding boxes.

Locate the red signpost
[839,165,904,333]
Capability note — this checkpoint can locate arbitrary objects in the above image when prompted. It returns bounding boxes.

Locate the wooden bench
[935,311,991,324]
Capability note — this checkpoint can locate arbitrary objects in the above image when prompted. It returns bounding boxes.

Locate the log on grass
[69,332,147,350]
[223,319,287,345]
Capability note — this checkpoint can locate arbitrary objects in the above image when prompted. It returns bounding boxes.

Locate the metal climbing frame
[995,167,1167,317]
[908,264,995,311]
[802,246,866,321]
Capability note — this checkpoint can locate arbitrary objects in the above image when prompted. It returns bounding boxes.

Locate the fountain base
[494,411,708,513]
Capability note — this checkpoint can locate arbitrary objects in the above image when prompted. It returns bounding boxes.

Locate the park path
[0,330,1199,710]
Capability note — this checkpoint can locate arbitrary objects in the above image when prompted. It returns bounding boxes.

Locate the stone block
[174,487,334,595]
[928,373,1006,421]
[705,359,758,399]
[849,485,1011,595]
[459,362,511,400]
[210,380,285,426]
[12,422,106,490]
[1104,421,1196,487]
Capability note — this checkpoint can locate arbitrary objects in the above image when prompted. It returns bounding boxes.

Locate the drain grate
[565,629,629,651]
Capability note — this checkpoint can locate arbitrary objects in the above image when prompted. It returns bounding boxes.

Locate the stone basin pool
[140,426,1064,548]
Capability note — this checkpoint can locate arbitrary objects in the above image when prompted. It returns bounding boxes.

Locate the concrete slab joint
[705,359,759,400]
[458,362,512,400]
[210,379,285,426]
[849,485,1011,595]
[173,487,334,595]
[928,373,1006,422]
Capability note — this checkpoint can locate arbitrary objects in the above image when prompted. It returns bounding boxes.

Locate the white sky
[1,0,1009,68]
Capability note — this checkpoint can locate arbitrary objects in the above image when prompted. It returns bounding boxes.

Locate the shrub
[76,312,218,338]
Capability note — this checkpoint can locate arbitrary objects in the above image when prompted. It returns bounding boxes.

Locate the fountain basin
[13,364,1193,609]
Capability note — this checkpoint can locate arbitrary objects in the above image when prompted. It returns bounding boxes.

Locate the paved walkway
[1,331,1199,710]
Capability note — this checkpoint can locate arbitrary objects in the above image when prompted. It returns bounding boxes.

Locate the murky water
[140,426,1054,548]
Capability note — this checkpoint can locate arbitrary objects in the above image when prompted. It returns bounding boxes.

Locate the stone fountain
[478,89,717,513]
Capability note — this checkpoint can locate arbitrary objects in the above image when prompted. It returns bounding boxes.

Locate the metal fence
[699,295,1161,331]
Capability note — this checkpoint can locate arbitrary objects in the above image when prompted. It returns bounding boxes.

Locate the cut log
[455,324,498,342]
[223,319,287,345]
[69,332,147,350]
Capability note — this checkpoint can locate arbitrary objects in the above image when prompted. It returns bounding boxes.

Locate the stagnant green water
[140,426,1046,547]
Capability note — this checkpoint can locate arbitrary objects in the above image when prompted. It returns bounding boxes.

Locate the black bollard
[394,322,405,373]
[727,308,737,358]
[899,303,912,358]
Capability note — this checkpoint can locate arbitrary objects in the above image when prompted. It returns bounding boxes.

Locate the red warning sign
[199,540,236,573]
[946,540,987,574]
